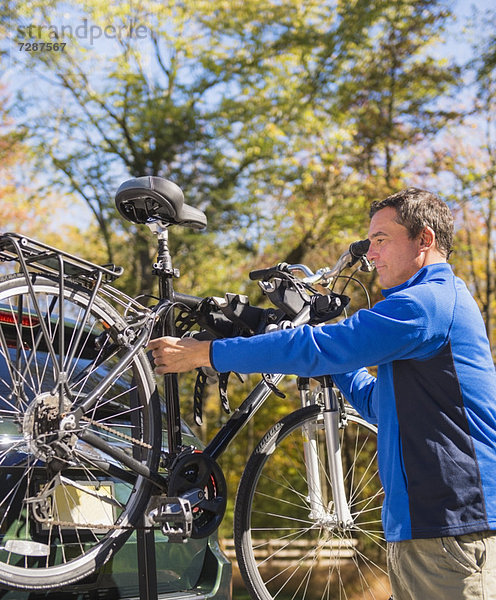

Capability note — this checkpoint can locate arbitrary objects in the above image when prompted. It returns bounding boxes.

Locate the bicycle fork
[299,376,354,530]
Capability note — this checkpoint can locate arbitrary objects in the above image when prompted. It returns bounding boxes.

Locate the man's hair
[369,187,454,258]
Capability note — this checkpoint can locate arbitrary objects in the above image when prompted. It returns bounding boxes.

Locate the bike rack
[0,232,123,283]
[137,524,159,600]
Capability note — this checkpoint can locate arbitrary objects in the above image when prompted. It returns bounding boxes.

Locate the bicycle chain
[34,516,137,530]
[80,416,153,449]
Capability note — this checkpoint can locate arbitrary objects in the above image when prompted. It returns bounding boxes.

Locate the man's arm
[332,369,378,424]
[148,290,442,378]
[147,336,212,374]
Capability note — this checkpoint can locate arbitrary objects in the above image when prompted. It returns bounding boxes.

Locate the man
[148,188,496,600]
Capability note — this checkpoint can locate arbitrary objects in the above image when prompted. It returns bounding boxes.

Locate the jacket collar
[382,262,452,298]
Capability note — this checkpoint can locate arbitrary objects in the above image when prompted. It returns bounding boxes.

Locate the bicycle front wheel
[234,404,390,600]
[0,274,161,589]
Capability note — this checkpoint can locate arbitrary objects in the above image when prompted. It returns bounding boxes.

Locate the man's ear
[420,226,435,250]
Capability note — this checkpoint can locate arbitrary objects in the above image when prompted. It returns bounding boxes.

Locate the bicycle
[0,176,389,599]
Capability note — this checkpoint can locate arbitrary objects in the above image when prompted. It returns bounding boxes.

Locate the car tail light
[0,310,40,328]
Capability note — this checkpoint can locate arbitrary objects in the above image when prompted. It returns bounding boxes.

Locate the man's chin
[376,271,389,288]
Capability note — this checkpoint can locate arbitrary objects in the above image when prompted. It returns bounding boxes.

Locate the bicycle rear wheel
[0,274,160,589]
[234,404,389,600]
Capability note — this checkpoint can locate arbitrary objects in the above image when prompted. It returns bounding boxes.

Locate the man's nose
[366,244,377,261]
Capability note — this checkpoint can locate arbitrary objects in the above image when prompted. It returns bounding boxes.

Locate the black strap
[218,372,231,414]
[193,369,232,425]
[193,369,207,425]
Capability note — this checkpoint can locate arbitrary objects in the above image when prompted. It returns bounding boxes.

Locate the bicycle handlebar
[170,239,371,341]
[349,238,371,260]
[249,239,372,285]
[248,263,290,282]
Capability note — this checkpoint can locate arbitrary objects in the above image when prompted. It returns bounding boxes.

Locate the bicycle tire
[0,273,161,589]
[234,404,390,600]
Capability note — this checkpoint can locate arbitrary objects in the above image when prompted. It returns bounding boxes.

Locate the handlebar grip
[249,263,289,281]
[349,239,370,258]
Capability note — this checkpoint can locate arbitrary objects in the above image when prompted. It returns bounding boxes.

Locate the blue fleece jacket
[211,263,496,541]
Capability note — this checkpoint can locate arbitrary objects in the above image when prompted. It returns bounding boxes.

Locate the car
[0,300,232,600]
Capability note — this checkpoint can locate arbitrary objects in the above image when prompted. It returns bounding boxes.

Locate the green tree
[227,0,460,299]
[5,0,460,299]
[6,0,357,295]
[431,130,496,346]
[0,84,47,235]
[335,0,460,188]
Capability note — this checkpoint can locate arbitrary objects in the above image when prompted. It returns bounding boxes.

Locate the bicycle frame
[147,222,287,466]
[151,224,183,456]
[139,222,356,531]
[0,227,357,533]
[202,373,354,529]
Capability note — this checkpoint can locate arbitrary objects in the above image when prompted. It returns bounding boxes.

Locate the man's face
[367,206,424,289]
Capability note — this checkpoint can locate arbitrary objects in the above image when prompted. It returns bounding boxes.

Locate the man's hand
[147,336,212,374]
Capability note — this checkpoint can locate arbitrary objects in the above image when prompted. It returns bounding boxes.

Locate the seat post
[148,222,182,455]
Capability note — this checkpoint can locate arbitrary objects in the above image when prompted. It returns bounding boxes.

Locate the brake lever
[360,256,374,272]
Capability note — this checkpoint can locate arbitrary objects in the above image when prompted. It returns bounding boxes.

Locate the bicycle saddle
[115,176,207,230]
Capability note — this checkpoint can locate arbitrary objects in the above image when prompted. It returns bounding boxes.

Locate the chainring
[167,450,227,539]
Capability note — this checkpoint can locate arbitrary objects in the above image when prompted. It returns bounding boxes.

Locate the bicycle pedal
[147,489,202,542]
